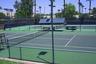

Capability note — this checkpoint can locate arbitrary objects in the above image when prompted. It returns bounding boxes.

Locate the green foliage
[55,13,62,18]
[14,0,33,18]
[0,12,5,19]
[62,3,76,19]
[92,7,96,15]
[80,14,89,19]
[34,14,41,24]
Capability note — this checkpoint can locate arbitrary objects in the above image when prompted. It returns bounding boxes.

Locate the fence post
[95,25,96,32]
[19,47,22,60]
[6,39,11,58]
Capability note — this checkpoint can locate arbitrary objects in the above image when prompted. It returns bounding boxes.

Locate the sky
[0,0,96,14]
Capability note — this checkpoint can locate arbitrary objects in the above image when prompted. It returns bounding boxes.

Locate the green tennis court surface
[0,25,96,64]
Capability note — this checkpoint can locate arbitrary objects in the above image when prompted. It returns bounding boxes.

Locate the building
[39,18,65,31]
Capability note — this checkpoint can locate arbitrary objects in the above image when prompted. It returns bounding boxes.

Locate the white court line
[18,43,96,50]
[38,37,70,40]
[68,46,96,49]
[6,33,20,37]
[64,34,77,47]
[16,45,96,54]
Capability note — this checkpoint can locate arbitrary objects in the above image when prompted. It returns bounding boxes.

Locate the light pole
[39,6,42,19]
[63,0,66,14]
[49,0,55,64]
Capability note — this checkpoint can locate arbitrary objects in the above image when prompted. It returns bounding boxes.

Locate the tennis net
[7,31,49,47]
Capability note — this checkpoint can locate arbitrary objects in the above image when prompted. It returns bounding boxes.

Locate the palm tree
[14,0,20,9]
[78,0,84,14]
[86,0,93,14]
[0,6,2,10]
[79,2,84,13]
[58,9,60,13]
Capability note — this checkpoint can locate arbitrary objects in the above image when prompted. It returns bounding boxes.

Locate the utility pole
[49,0,55,64]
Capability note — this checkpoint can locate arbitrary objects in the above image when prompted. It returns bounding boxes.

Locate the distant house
[43,14,56,18]
[39,18,65,25]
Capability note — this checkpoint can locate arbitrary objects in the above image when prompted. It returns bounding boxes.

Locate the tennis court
[7,30,96,53]
[0,25,96,64]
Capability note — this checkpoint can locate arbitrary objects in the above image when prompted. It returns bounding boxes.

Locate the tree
[62,3,76,19]
[55,9,62,18]
[0,6,2,9]
[14,0,33,18]
[0,12,5,19]
[92,7,96,15]
[91,7,96,19]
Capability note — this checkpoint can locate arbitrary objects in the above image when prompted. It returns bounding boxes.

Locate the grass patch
[0,60,17,64]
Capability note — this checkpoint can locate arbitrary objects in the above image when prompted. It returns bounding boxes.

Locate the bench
[66,26,77,31]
